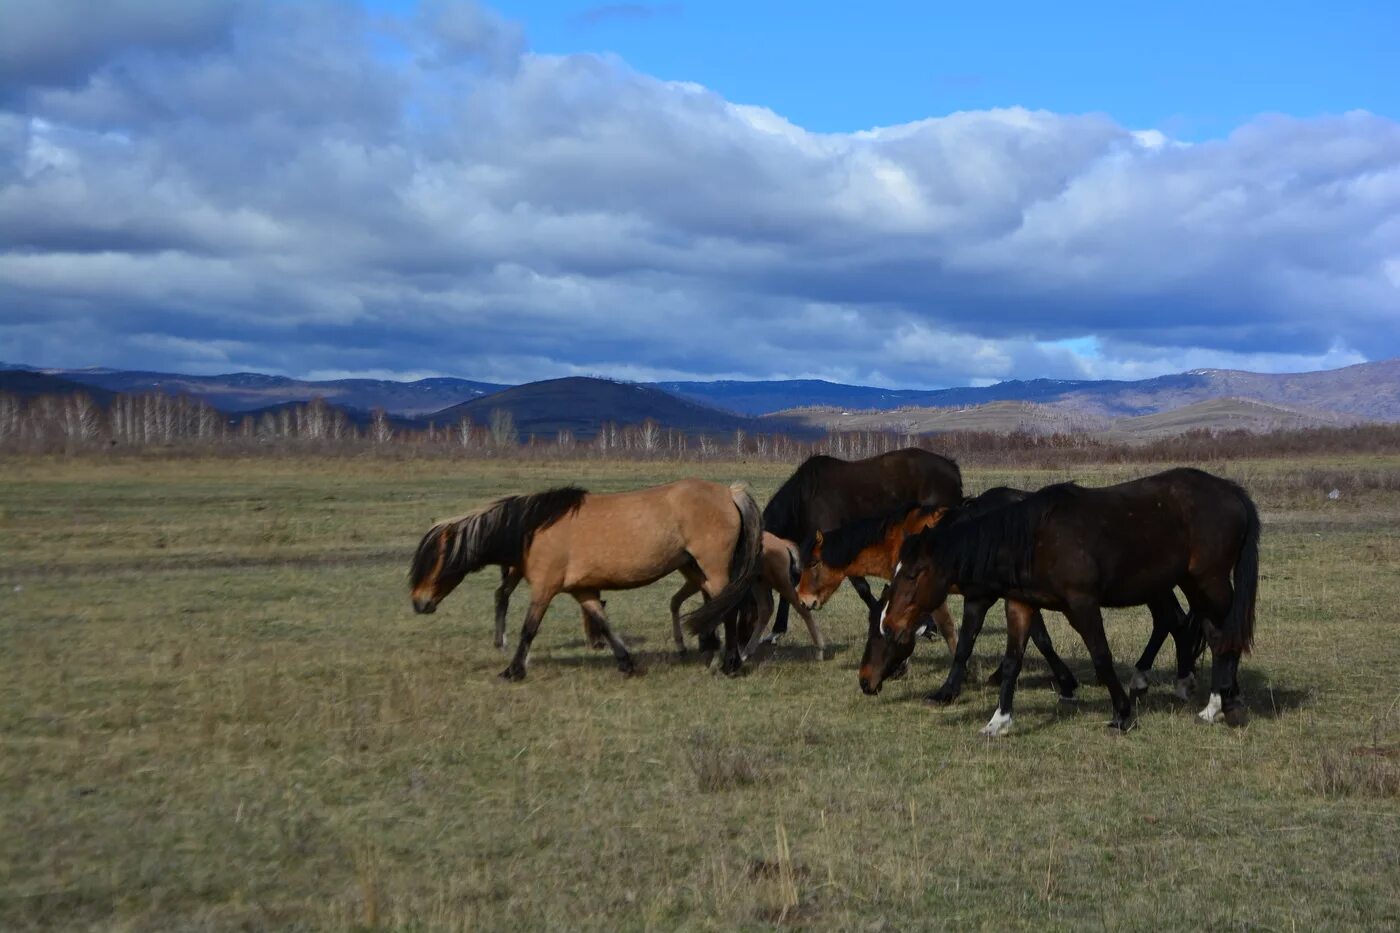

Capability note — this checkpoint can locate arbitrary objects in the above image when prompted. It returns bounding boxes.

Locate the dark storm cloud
[0,0,1395,386]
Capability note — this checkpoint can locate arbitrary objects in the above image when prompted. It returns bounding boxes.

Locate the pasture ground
[2,454,1398,931]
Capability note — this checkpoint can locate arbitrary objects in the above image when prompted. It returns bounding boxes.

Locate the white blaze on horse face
[893,561,902,578]
[878,599,890,636]
[1198,692,1223,723]
[981,708,1013,737]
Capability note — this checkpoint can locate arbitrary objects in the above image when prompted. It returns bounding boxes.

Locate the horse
[410,480,763,678]
[669,532,828,660]
[867,468,1259,734]
[818,490,1203,708]
[792,504,960,654]
[761,448,963,642]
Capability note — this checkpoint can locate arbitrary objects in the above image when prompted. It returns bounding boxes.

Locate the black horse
[763,448,963,642]
[918,487,1205,709]
[867,468,1259,733]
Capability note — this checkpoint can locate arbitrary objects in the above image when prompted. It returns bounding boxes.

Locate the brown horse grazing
[793,505,959,654]
[762,449,964,642]
[867,468,1258,733]
[410,480,763,678]
[669,532,828,659]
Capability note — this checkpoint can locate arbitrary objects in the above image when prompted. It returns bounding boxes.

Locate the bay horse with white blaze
[869,468,1258,733]
[761,449,964,643]
[410,480,763,678]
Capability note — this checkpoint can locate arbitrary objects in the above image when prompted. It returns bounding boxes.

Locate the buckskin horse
[761,448,964,644]
[669,531,829,660]
[410,480,763,678]
[867,468,1258,734]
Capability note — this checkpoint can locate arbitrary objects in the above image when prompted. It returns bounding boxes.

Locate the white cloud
[0,0,1395,387]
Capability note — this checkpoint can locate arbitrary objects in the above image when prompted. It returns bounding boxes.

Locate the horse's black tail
[1220,486,1261,655]
[685,484,764,637]
[1180,609,1209,664]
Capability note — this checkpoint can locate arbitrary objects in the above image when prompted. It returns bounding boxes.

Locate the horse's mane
[762,454,839,540]
[803,502,931,570]
[907,484,1073,588]
[409,486,588,585]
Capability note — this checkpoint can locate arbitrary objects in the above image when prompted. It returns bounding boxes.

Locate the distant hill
[1107,397,1365,439]
[4,357,1396,433]
[21,367,506,415]
[0,370,117,404]
[429,377,809,439]
[653,379,927,416]
[770,400,1113,436]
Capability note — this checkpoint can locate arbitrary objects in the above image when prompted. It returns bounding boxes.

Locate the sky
[1,0,1397,389]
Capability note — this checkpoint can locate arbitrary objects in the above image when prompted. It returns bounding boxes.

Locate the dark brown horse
[905,488,1203,709]
[411,480,763,678]
[761,448,963,643]
[867,468,1259,733]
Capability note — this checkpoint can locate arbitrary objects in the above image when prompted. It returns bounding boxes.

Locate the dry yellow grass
[2,454,1398,930]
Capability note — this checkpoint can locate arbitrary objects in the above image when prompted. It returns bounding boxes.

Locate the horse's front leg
[500,594,553,682]
[1129,590,1185,697]
[1065,599,1135,731]
[848,576,882,612]
[494,566,522,652]
[925,597,993,704]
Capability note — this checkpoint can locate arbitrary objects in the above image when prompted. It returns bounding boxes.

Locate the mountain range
[2,357,1397,438]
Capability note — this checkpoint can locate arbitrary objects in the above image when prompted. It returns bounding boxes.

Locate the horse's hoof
[1107,717,1136,733]
[1057,687,1079,703]
[499,665,526,682]
[923,687,958,706]
[674,644,688,656]
[1223,706,1249,728]
[617,658,639,676]
[720,656,744,677]
[980,709,1013,737]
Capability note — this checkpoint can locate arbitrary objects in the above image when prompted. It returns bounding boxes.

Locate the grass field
[3,454,1399,931]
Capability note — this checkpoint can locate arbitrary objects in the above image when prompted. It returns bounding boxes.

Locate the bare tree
[489,408,517,448]
[457,415,473,449]
[370,408,393,445]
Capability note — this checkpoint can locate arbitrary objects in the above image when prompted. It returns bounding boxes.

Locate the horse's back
[530,479,741,591]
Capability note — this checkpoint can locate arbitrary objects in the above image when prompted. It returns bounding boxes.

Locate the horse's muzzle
[859,676,881,696]
[412,597,437,615]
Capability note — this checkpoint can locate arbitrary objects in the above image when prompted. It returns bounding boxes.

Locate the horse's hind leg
[576,592,638,676]
[981,600,1036,736]
[494,567,522,652]
[1182,578,1246,726]
[1025,610,1079,701]
[501,592,555,682]
[670,571,704,655]
[1129,591,1183,698]
[1065,599,1135,731]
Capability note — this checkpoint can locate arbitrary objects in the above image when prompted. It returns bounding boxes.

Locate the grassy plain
[2,453,1398,931]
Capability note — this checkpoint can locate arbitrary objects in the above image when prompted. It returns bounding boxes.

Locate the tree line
[2,389,1398,465]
